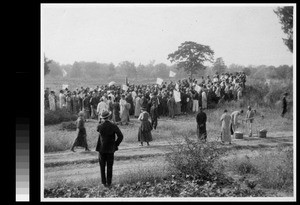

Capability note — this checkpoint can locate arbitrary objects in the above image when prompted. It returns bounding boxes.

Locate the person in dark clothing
[149,92,159,130]
[90,93,99,119]
[181,91,188,115]
[196,107,207,142]
[71,111,90,152]
[281,92,288,117]
[96,110,123,188]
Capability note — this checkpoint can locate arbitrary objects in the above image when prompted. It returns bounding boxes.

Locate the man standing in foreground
[196,107,207,142]
[96,110,123,188]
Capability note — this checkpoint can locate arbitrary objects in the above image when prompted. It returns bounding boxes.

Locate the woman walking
[71,111,90,152]
[138,107,153,146]
[220,109,232,144]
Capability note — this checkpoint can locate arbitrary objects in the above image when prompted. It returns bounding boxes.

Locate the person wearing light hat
[96,110,123,188]
[71,111,90,152]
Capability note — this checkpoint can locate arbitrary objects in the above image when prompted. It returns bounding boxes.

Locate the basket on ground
[234,131,243,139]
[258,129,267,138]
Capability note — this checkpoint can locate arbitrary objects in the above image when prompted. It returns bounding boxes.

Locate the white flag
[122,84,129,91]
[195,85,201,93]
[169,70,176,77]
[62,69,67,77]
[156,78,163,85]
[62,84,69,89]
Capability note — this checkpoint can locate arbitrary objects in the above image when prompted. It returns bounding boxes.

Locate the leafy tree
[44,54,52,75]
[274,6,293,52]
[107,63,116,78]
[153,63,169,78]
[48,60,63,77]
[85,62,101,78]
[70,61,83,78]
[167,41,214,78]
[212,57,227,74]
[118,61,137,78]
[242,67,252,76]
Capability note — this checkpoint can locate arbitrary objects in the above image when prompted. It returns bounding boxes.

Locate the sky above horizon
[42,4,294,67]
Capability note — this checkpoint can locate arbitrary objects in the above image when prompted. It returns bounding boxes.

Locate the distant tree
[167,41,214,79]
[212,57,227,74]
[274,6,293,52]
[70,61,83,78]
[227,64,245,73]
[44,54,52,75]
[136,63,147,78]
[153,63,169,78]
[242,67,252,76]
[85,62,101,78]
[48,60,63,77]
[107,63,116,78]
[118,61,137,78]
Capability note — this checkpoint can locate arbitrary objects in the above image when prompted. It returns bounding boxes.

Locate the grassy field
[43,77,294,198]
[44,101,293,153]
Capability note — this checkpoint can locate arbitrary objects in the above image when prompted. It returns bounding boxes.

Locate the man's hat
[100,110,112,119]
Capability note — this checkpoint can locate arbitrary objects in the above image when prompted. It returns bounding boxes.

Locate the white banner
[174,90,181,102]
[169,70,176,77]
[62,84,69,89]
[122,84,129,91]
[108,81,116,87]
[156,78,163,85]
[195,85,201,93]
[62,69,67,77]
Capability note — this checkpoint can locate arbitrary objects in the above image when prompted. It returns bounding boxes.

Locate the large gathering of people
[44,72,247,122]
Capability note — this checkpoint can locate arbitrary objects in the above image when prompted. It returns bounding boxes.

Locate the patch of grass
[116,160,175,185]
[223,146,293,193]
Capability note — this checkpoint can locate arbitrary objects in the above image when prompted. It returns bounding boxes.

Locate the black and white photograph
[41,3,296,201]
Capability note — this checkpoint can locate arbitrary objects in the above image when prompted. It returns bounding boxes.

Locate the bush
[45,108,78,125]
[61,121,77,131]
[166,136,226,182]
[233,155,258,175]
[255,147,293,191]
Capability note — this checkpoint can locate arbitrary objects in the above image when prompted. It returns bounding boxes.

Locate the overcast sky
[41,4,294,67]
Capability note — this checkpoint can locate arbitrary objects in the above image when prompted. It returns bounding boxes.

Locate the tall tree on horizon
[44,54,52,75]
[167,41,214,79]
[274,6,293,53]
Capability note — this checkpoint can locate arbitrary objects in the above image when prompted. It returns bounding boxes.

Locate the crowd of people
[44,72,247,124]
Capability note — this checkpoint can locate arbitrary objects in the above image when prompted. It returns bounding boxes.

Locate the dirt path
[43,131,293,189]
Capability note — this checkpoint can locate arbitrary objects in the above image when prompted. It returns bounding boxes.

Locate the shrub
[61,121,77,131]
[255,147,293,191]
[234,155,258,175]
[45,108,78,125]
[166,135,225,182]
